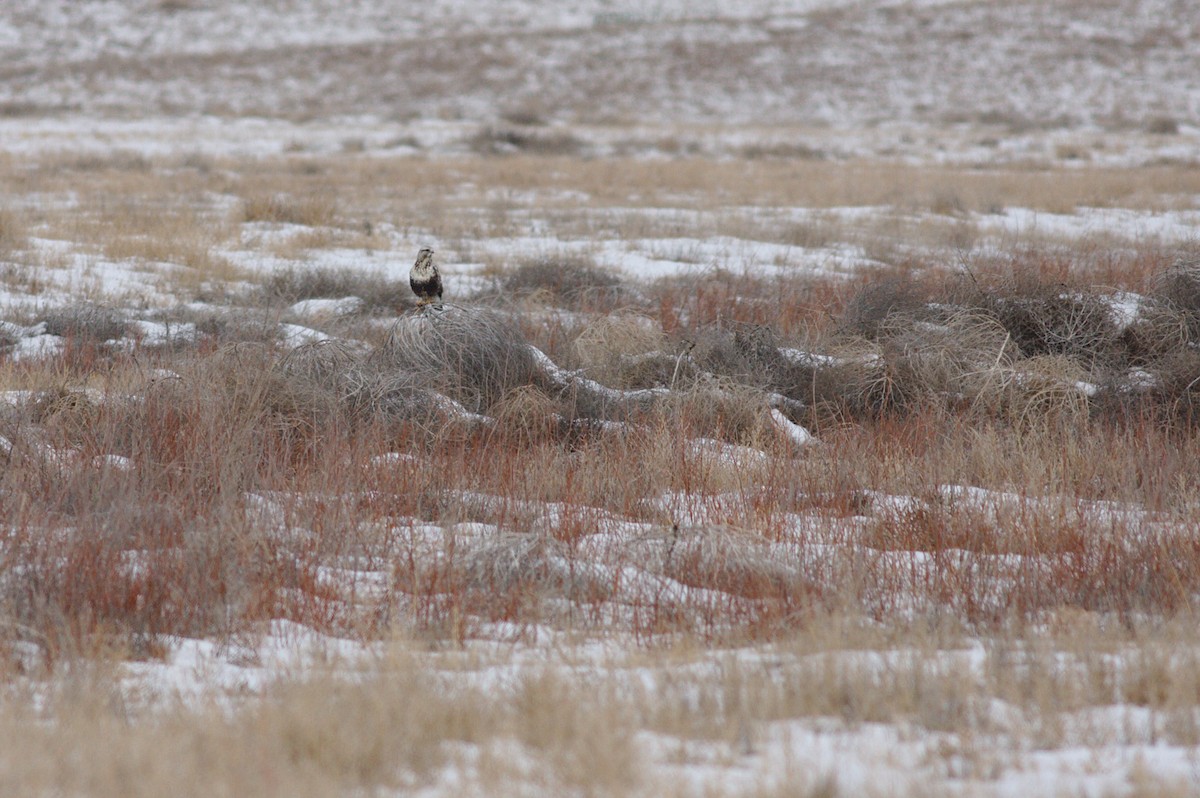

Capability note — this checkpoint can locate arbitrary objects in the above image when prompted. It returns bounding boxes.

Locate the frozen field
[1,1,1200,796]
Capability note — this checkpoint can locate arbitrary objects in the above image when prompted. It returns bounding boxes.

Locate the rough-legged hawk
[409,247,443,307]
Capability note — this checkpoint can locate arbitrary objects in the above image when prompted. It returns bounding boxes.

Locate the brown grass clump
[836,275,932,338]
[1121,257,1200,359]
[0,341,394,661]
[1122,300,1191,363]
[876,309,1016,411]
[501,254,627,309]
[1131,349,1200,425]
[97,208,229,274]
[684,323,818,403]
[240,193,338,227]
[488,384,564,448]
[179,309,282,348]
[376,306,538,412]
[667,379,776,447]
[652,271,838,341]
[571,313,667,388]
[256,265,412,314]
[973,285,1122,366]
[448,532,611,616]
[38,304,129,344]
[1000,354,1092,427]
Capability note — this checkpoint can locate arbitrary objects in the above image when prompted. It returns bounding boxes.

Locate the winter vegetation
[2,0,1200,795]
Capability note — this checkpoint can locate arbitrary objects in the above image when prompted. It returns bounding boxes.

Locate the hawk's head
[412,247,436,279]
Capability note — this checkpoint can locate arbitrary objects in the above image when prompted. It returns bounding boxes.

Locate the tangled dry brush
[2,249,1200,658]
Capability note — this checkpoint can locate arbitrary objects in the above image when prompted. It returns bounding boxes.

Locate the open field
[3,0,1200,795]
[3,146,1200,798]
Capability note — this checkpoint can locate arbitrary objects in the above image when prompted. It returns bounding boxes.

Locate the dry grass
[2,151,1200,635]
[500,253,627,310]
[0,649,641,797]
[2,617,1197,796]
[15,153,1200,252]
[3,189,1200,652]
[0,208,27,253]
[3,145,1200,796]
[376,306,539,413]
[467,126,585,157]
[256,265,413,314]
[239,192,339,228]
[572,313,667,387]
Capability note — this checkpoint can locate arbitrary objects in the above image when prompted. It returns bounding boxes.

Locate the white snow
[287,296,363,318]
[10,332,64,361]
[769,408,816,448]
[279,322,332,348]
[1,2,1198,795]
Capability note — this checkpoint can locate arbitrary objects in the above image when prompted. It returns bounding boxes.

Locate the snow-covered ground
[2,1,1200,795]
[1,0,1198,164]
[109,617,1200,797]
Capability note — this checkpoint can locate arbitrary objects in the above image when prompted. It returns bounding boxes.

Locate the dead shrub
[798,330,959,422]
[377,305,538,413]
[191,314,281,348]
[40,304,128,343]
[1157,257,1200,306]
[738,141,827,160]
[1137,349,1200,424]
[1146,116,1180,135]
[347,369,448,430]
[490,384,563,447]
[840,353,926,419]
[1122,301,1190,363]
[62,150,152,173]
[1117,260,1200,367]
[689,324,811,394]
[980,290,1122,365]
[499,106,548,126]
[281,340,474,432]
[275,340,410,427]
[999,355,1092,429]
[0,321,18,351]
[26,387,104,447]
[1148,258,1200,335]
[875,310,1017,416]
[837,276,930,338]
[572,314,666,388]
[668,379,773,446]
[277,339,362,389]
[501,255,626,308]
[799,339,881,422]
[257,265,411,313]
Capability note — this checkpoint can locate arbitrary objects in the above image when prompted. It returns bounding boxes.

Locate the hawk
[409,247,443,307]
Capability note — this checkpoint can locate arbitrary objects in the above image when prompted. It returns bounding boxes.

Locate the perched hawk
[409,247,443,307]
